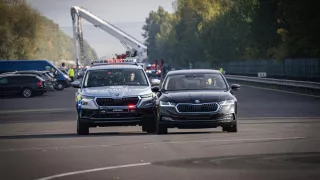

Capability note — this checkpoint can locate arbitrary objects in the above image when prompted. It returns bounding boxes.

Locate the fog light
[218,114,234,121]
[162,116,173,121]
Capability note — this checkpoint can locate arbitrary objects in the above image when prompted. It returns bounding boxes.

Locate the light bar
[92,58,137,65]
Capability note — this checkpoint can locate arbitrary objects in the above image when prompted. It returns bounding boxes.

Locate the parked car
[11,71,55,91]
[42,71,61,90]
[0,74,47,98]
[0,60,71,90]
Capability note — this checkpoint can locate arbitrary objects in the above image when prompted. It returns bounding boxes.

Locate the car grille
[95,97,139,106]
[176,103,219,113]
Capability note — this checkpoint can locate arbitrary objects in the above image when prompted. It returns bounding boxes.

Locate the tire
[55,82,64,91]
[21,88,33,98]
[77,116,89,135]
[223,123,238,133]
[156,115,167,134]
[142,118,156,133]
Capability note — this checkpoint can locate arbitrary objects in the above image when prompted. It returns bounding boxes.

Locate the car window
[17,72,47,80]
[0,77,9,84]
[18,76,38,82]
[45,66,51,71]
[83,68,149,88]
[163,73,227,91]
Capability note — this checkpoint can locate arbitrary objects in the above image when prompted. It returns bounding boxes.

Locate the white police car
[71,59,156,135]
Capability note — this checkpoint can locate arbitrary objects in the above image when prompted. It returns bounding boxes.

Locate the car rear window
[9,76,38,83]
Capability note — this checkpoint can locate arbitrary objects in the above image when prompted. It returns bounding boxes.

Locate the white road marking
[0,136,306,152]
[241,84,320,98]
[144,136,306,145]
[34,162,151,180]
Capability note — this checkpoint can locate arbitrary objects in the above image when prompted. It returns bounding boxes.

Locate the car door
[0,76,20,95]
[0,77,10,95]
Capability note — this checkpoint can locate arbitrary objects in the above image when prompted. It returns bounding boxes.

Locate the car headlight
[219,99,235,106]
[80,95,94,105]
[81,95,94,100]
[160,101,176,107]
[140,93,153,98]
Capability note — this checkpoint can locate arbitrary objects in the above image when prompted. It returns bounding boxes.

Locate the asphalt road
[0,85,320,180]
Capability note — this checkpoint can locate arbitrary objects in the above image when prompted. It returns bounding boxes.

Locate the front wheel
[156,115,168,134]
[142,118,156,133]
[77,117,89,135]
[55,82,64,91]
[222,123,238,133]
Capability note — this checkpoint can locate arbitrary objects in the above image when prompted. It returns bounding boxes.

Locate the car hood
[82,86,151,97]
[160,90,235,103]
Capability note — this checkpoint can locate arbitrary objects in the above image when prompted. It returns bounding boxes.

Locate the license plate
[112,108,124,112]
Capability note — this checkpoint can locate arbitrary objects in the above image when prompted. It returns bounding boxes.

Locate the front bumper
[158,104,236,128]
[78,107,154,127]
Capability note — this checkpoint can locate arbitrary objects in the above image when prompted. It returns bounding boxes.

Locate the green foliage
[142,0,320,67]
[0,0,98,64]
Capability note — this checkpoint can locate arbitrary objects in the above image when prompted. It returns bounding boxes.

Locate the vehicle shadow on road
[0,131,219,140]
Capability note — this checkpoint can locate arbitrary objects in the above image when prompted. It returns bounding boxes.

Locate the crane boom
[70,6,148,67]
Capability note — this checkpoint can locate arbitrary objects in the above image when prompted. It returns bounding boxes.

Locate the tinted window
[18,72,48,80]
[163,73,227,91]
[83,69,149,88]
[19,76,38,82]
[0,77,9,84]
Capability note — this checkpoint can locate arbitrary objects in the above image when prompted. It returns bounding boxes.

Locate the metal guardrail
[225,75,320,96]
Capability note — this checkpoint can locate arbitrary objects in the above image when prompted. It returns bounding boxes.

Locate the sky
[26,0,174,59]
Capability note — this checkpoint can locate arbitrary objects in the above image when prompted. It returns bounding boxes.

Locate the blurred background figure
[68,66,75,82]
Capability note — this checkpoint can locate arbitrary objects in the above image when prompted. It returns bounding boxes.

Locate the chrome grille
[176,103,219,113]
[95,97,139,106]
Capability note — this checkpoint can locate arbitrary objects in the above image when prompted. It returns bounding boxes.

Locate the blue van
[0,60,71,89]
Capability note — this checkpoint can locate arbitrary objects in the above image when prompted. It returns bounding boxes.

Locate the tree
[142,0,320,67]
[0,0,98,63]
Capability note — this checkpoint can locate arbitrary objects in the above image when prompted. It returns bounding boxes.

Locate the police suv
[72,59,156,135]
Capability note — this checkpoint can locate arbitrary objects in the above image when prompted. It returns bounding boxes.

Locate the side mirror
[150,78,160,86]
[151,86,160,92]
[231,84,240,91]
[71,80,81,88]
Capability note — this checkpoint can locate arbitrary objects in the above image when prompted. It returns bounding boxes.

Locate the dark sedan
[151,69,240,134]
[11,70,54,91]
[0,74,47,98]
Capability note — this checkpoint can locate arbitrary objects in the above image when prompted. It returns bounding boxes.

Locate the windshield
[83,68,149,88]
[163,73,227,91]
